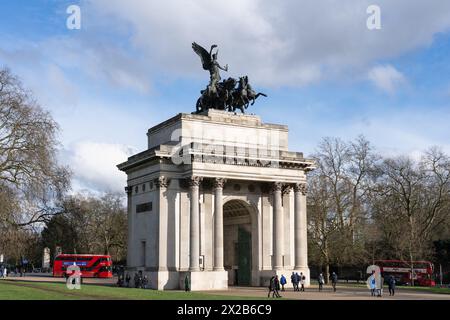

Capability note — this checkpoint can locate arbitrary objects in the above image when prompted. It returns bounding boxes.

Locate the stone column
[155,176,170,271]
[213,178,226,271]
[125,186,133,267]
[294,183,308,269]
[189,176,202,271]
[272,182,284,270]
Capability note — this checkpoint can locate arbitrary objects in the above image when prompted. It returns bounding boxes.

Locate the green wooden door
[237,227,251,285]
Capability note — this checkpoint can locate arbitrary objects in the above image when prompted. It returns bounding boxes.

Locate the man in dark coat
[273,275,282,298]
[388,275,396,296]
[295,272,301,291]
[331,272,338,292]
[267,276,275,298]
[184,274,191,292]
[291,272,297,291]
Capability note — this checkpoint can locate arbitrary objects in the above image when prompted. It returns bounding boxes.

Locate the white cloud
[64,141,135,193]
[77,0,450,87]
[368,64,406,93]
[4,1,450,91]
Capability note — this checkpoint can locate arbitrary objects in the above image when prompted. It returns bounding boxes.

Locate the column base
[213,267,225,271]
[189,268,200,272]
[180,270,228,291]
[124,270,229,290]
[125,269,180,290]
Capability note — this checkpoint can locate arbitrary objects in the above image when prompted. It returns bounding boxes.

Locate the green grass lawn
[395,285,450,295]
[0,280,263,300]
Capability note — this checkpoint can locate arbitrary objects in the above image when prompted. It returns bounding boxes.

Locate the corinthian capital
[282,185,292,195]
[213,178,227,189]
[155,176,170,188]
[294,183,307,195]
[271,182,283,193]
[188,176,203,187]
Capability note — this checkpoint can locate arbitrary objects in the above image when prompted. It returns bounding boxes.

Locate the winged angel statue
[192,42,266,113]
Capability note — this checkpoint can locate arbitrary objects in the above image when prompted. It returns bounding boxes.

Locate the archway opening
[223,200,253,286]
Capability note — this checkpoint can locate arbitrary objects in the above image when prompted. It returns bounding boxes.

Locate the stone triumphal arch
[117,109,315,290]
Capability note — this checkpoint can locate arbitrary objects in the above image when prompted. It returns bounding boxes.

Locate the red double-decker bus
[53,254,113,278]
[374,260,435,286]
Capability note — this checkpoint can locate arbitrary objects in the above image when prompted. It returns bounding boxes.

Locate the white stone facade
[117,110,315,290]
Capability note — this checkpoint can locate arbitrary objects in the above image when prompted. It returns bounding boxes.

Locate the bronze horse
[230,76,267,113]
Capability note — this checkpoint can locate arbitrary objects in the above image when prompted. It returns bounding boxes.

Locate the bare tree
[373,148,450,284]
[0,67,70,226]
[40,193,127,262]
[308,173,339,283]
[308,136,379,276]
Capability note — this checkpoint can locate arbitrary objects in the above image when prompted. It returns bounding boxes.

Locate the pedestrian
[117,274,123,287]
[300,272,305,292]
[184,274,191,292]
[377,275,384,297]
[388,275,396,296]
[267,276,275,298]
[290,272,296,291]
[3,267,7,278]
[368,271,376,296]
[295,272,300,291]
[0,266,3,279]
[125,273,131,287]
[331,272,338,292]
[142,275,149,289]
[134,272,140,288]
[280,274,287,291]
[273,275,282,298]
[318,273,324,291]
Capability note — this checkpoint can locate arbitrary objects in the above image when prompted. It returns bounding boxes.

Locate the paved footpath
[201,285,450,300]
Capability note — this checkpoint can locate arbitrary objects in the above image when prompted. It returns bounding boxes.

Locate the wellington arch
[117,109,316,290]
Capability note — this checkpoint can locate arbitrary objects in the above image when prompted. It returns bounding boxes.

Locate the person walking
[318,273,324,291]
[125,273,131,287]
[280,274,287,291]
[134,272,140,288]
[184,274,191,292]
[267,276,275,298]
[273,275,282,298]
[368,271,376,296]
[300,272,305,292]
[142,275,149,289]
[331,272,338,292]
[388,275,396,296]
[377,275,384,297]
[295,272,300,291]
[290,272,297,291]
[117,274,123,287]
[3,267,7,278]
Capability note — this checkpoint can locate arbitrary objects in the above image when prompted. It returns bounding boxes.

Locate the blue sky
[1,0,450,193]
